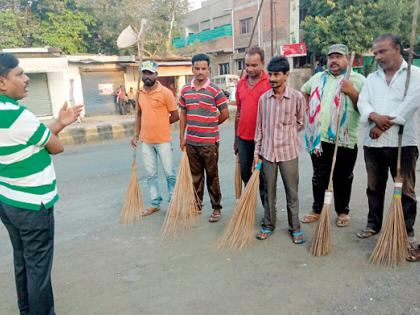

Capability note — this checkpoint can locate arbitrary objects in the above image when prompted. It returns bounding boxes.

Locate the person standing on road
[356,34,420,250]
[0,53,83,315]
[253,56,306,243]
[179,53,229,223]
[131,61,179,216]
[234,46,270,204]
[127,86,136,112]
[300,44,365,228]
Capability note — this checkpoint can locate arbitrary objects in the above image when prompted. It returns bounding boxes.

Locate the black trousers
[364,146,418,236]
[0,201,55,315]
[186,143,222,211]
[237,137,266,207]
[311,141,358,215]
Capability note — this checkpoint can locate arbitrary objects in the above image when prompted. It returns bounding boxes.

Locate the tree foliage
[32,9,95,54]
[0,11,26,48]
[0,0,188,56]
[301,0,419,54]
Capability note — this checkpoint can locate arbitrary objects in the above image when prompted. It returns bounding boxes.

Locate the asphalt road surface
[1,122,419,315]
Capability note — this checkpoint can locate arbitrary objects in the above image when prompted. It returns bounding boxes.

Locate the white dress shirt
[358,60,420,147]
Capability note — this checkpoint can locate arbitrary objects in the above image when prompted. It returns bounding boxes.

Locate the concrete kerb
[59,105,238,145]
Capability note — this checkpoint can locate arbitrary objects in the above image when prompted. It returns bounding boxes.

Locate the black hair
[246,46,265,62]
[267,56,289,73]
[374,34,403,54]
[0,53,19,76]
[192,53,210,66]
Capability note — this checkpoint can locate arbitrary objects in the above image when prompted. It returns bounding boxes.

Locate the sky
[188,0,202,10]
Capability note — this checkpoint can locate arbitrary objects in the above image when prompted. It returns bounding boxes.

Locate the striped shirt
[254,87,306,162]
[179,78,228,146]
[0,95,58,211]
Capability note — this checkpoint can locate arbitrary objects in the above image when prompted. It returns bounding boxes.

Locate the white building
[2,48,192,118]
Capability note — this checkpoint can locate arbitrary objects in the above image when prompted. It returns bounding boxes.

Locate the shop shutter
[81,71,125,116]
[21,73,52,117]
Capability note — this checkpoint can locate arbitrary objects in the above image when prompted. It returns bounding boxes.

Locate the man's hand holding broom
[131,134,139,148]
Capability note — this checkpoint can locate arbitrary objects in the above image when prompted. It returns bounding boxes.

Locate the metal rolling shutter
[21,73,52,117]
[81,71,125,116]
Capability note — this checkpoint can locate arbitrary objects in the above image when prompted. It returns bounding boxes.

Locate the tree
[0,0,190,56]
[32,9,95,54]
[301,0,418,55]
[0,11,26,48]
[140,0,188,56]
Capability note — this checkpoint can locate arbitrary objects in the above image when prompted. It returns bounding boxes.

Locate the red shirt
[236,71,271,140]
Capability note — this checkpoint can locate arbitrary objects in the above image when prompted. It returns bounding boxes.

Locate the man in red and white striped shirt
[254,56,306,243]
[179,53,229,222]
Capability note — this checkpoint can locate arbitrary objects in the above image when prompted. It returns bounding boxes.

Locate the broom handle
[133,22,146,162]
[397,0,418,179]
[327,52,356,190]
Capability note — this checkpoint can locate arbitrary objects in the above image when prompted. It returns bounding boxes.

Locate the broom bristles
[369,181,409,267]
[216,164,261,249]
[161,150,199,239]
[310,190,332,256]
[121,161,144,225]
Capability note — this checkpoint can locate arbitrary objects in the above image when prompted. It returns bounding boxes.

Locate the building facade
[3,48,192,118]
[176,0,301,77]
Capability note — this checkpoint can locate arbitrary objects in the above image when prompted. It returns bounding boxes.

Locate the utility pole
[270,0,274,58]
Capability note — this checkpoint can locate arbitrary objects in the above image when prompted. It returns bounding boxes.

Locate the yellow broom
[310,52,355,256]
[235,154,242,200]
[121,152,144,225]
[161,149,200,239]
[369,1,418,266]
[216,160,262,249]
[120,25,146,225]
[368,130,409,266]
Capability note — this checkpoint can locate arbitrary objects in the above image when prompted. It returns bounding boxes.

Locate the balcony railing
[173,24,232,48]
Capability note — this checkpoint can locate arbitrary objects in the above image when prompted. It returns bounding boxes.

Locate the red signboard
[280,42,307,57]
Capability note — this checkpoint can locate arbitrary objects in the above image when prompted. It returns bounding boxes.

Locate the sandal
[301,212,320,224]
[256,228,273,240]
[356,227,378,239]
[209,210,221,223]
[291,230,305,244]
[142,207,160,217]
[336,214,350,227]
[406,248,420,262]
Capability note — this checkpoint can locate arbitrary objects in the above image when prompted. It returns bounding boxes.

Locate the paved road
[1,122,419,315]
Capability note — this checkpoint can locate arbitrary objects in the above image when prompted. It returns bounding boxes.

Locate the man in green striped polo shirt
[0,53,83,315]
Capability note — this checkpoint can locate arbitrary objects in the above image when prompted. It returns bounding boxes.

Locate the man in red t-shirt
[234,47,271,203]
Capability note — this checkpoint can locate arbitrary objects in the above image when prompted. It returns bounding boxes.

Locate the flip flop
[291,231,305,244]
[256,228,273,240]
[356,227,377,239]
[336,214,350,227]
[142,207,160,217]
[209,211,221,223]
[407,248,420,262]
[301,212,320,224]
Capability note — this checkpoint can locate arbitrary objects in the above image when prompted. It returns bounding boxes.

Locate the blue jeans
[141,142,176,208]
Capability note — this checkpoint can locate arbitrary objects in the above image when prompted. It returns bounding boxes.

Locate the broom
[161,149,200,239]
[121,155,144,225]
[235,154,242,200]
[216,160,262,249]
[369,0,418,266]
[120,22,146,225]
[310,52,355,256]
[368,128,409,266]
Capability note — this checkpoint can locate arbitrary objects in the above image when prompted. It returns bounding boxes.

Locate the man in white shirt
[357,34,420,249]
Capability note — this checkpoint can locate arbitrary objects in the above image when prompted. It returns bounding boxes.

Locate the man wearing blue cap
[131,60,179,216]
